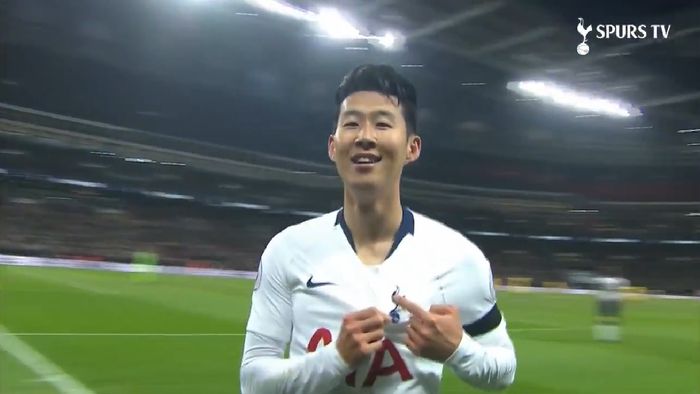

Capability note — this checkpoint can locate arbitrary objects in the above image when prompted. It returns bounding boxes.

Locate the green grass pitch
[1,265,698,393]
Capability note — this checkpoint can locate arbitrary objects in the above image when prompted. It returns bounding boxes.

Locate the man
[593,274,628,342]
[240,64,516,393]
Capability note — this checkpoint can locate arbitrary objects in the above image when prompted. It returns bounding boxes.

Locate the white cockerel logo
[577,18,592,43]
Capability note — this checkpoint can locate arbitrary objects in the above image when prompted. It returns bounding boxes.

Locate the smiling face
[328,91,421,193]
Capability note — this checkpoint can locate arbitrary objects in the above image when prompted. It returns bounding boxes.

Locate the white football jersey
[595,276,630,301]
[246,207,504,393]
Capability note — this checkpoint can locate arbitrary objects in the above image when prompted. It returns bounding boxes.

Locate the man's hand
[336,307,391,367]
[393,294,464,362]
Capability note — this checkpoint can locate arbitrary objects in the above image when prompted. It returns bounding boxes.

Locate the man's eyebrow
[339,110,364,119]
[340,110,397,119]
[373,110,396,120]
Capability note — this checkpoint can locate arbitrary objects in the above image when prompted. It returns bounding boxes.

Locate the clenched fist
[336,307,391,366]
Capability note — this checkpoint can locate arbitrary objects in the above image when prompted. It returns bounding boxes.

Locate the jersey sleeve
[240,232,354,394]
[240,331,351,394]
[441,238,517,390]
[441,239,500,333]
[245,233,294,343]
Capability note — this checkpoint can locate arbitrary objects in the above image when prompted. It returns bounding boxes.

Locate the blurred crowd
[0,183,285,271]
[1,120,698,296]
[1,180,698,295]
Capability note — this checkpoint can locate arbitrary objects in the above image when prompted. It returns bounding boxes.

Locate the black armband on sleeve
[462,303,502,337]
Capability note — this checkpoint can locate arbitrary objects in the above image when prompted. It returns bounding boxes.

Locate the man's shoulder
[412,212,497,309]
[412,211,478,249]
[411,210,489,267]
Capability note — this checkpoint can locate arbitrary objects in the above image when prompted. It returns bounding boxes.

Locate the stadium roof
[1,0,699,171]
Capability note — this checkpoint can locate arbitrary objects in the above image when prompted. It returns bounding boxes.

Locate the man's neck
[342,187,403,247]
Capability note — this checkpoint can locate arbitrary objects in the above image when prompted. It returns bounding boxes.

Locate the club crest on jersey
[389,286,401,323]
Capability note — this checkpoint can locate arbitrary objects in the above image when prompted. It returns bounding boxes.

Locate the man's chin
[346,178,380,192]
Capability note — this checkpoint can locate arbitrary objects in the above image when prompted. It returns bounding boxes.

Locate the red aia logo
[307,328,413,387]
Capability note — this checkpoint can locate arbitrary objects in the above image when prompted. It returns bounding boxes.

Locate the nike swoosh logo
[307,275,335,288]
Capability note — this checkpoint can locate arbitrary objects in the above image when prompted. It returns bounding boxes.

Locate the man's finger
[357,314,390,332]
[361,329,385,344]
[405,335,419,356]
[406,324,427,352]
[347,307,387,321]
[393,295,431,320]
[429,304,456,315]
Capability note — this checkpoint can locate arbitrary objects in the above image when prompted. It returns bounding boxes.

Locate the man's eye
[376,122,392,129]
[343,122,359,128]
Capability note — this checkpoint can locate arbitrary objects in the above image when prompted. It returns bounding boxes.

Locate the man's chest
[291,249,444,330]
[291,253,446,391]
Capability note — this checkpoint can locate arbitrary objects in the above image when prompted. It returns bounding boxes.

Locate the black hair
[334,64,418,135]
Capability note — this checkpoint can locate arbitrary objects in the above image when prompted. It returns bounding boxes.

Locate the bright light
[124,157,155,163]
[218,201,271,210]
[508,80,641,118]
[247,1,402,49]
[659,240,700,245]
[290,210,324,218]
[466,231,511,237]
[48,177,107,189]
[527,235,574,241]
[143,191,194,200]
[314,8,361,39]
[247,0,315,21]
[369,31,404,50]
[590,238,641,243]
[378,32,396,48]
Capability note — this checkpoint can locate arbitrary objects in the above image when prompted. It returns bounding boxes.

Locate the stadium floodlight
[507,80,642,118]
[247,0,315,21]
[465,231,511,237]
[367,31,405,50]
[124,157,155,163]
[47,177,107,189]
[526,235,574,241]
[218,201,271,210]
[247,1,402,50]
[659,240,700,245]
[378,32,396,48]
[143,191,194,200]
[289,210,325,218]
[590,237,642,243]
[312,7,362,39]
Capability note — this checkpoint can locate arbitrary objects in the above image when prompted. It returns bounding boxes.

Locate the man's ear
[328,134,337,162]
[405,134,422,164]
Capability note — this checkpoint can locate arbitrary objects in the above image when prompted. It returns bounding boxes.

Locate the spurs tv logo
[576,18,671,55]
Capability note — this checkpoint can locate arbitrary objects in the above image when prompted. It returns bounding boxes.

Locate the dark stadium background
[0,1,698,393]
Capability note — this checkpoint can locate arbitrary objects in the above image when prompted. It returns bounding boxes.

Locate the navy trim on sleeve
[463,303,502,337]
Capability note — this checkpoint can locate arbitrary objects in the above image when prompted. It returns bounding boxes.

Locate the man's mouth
[351,153,382,165]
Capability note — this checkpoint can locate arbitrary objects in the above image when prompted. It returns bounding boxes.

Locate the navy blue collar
[335,206,414,260]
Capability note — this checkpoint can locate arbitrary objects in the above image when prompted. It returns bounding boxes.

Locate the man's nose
[355,124,377,148]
